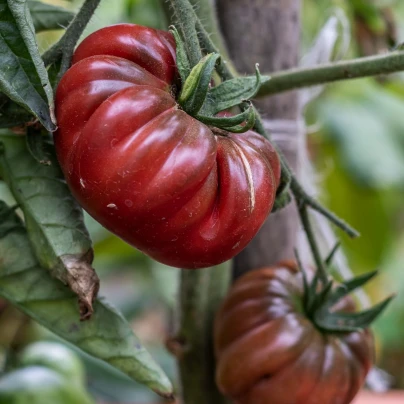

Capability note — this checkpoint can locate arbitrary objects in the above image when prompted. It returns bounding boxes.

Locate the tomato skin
[214,262,374,404]
[55,24,280,269]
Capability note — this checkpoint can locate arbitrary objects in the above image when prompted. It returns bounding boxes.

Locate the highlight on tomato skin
[214,261,374,404]
[54,23,281,269]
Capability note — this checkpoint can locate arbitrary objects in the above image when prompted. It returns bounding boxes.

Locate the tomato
[55,24,280,269]
[214,261,374,404]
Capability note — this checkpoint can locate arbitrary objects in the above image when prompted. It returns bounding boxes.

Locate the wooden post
[217,0,302,277]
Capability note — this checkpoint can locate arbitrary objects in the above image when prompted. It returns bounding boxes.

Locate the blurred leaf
[19,341,86,388]
[351,0,387,34]
[373,229,404,348]
[125,0,167,29]
[0,0,55,131]
[319,89,404,188]
[319,140,395,273]
[0,134,99,319]
[28,1,75,32]
[0,203,174,398]
[0,366,95,404]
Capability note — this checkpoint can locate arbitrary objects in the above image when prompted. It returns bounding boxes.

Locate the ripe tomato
[55,24,280,269]
[214,261,374,404]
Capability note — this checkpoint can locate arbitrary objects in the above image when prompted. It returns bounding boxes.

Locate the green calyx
[178,53,220,116]
[296,248,393,333]
[170,25,269,133]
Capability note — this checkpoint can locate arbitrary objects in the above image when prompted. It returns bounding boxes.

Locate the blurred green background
[2,0,404,402]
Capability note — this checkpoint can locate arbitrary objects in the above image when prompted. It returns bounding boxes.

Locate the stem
[257,50,404,97]
[188,0,230,60]
[195,19,237,79]
[42,0,101,82]
[297,202,328,285]
[175,265,230,404]
[290,177,359,238]
[168,0,202,67]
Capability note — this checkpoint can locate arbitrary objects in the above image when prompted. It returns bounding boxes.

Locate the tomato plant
[214,261,374,404]
[55,24,281,269]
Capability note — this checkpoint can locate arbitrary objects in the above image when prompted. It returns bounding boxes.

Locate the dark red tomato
[55,24,281,269]
[214,261,374,404]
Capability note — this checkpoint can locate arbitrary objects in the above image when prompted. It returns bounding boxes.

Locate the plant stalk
[297,203,329,285]
[175,266,230,404]
[257,50,404,97]
[42,0,102,82]
[167,0,202,67]
[187,0,230,62]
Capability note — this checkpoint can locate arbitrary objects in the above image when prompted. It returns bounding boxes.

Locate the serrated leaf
[315,295,394,332]
[0,204,174,398]
[28,0,75,32]
[0,134,98,319]
[0,0,55,131]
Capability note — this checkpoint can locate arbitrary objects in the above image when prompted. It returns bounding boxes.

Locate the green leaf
[315,295,394,332]
[0,93,33,128]
[0,367,95,404]
[179,53,220,115]
[0,134,98,319]
[26,127,51,165]
[206,65,267,114]
[0,204,174,398]
[0,0,55,131]
[28,0,75,32]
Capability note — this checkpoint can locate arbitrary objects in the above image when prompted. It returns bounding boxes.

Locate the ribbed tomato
[55,24,280,269]
[214,261,374,404]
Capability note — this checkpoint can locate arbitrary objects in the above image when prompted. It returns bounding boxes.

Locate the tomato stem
[42,0,102,85]
[167,0,202,67]
[256,50,404,97]
[297,203,329,286]
[174,265,231,404]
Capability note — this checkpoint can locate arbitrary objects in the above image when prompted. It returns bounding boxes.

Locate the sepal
[205,65,267,114]
[314,295,394,332]
[169,25,191,83]
[178,53,220,115]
